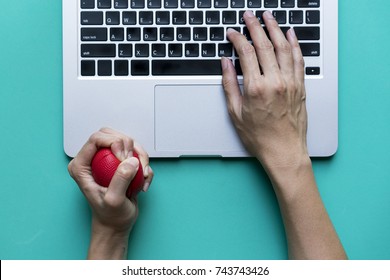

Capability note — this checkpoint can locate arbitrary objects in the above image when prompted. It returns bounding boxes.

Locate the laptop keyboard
[80,0,321,77]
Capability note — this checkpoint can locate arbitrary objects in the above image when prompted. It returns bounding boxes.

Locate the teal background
[0,0,389,260]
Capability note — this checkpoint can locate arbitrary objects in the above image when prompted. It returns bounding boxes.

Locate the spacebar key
[152,60,222,75]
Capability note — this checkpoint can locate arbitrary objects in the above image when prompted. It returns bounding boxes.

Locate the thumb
[105,157,139,201]
[221,57,242,119]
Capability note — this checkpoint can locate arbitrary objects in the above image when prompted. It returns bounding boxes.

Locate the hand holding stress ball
[91,148,145,198]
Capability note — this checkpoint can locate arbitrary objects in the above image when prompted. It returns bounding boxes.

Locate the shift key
[81,44,116,57]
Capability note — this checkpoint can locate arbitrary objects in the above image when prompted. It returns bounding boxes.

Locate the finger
[286,28,305,82]
[105,157,139,204]
[243,11,279,76]
[75,131,122,164]
[133,142,154,192]
[221,57,242,119]
[100,127,134,160]
[261,11,294,77]
[226,28,262,83]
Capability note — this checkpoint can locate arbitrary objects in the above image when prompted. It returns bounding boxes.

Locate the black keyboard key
[144,27,158,41]
[189,11,204,25]
[135,44,149,57]
[289,11,304,24]
[152,44,166,57]
[306,67,320,75]
[298,0,320,8]
[185,43,199,57]
[152,60,222,75]
[81,28,107,41]
[181,0,195,8]
[139,11,153,25]
[156,11,170,25]
[306,10,320,24]
[235,59,242,75]
[81,12,103,25]
[168,44,182,57]
[218,43,233,57]
[97,0,112,8]
[131,0,145,8]
[114,0,129,8]
[210,27,224,41]
[123,12,137,25]
[193,27,207,41]
[148,0,162,8]
[81,44,116,57]
[106,11,120,25]
[172,11,186,24]
[281,0,295,8]
[118,44,133,57]
[81,60,95,76]
[255,10,265,24]
[160,28,175,41]
[300,43,320,56]
[81,0,95,9]
[247,0,261,8]
[115,60,129,76]
[110,28,124,41]
[222,11,237,24]
[177,27,191,41]
[264,0,278,8]
[197,0,211,8]
[239,11,246,24]
[132,60,150,76]
[294,27,320,40]
[215,0,228,8]
[127,27,141,41]
[202,44,216,57]
[231,0,245,8]
[165,0,179,8]
[98,60,112,76]
[273,11,287,24]
[206,11,220,24]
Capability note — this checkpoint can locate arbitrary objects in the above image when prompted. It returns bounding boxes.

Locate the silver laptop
[63,0,338,157]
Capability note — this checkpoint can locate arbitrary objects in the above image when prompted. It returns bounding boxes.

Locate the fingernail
[142,182,150,192]
[264,10,274,19]
[227,28,238,35]
[127,157,139,169]
[221,57,229,70]
[289,27,297,39]
[144,165,151,177]
[245,10,255,18]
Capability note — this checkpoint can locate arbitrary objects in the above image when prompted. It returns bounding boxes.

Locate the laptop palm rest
[154,85,244,155]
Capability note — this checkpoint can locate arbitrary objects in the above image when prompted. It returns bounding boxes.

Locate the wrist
[87,219,130,260]
[259,152,314,200]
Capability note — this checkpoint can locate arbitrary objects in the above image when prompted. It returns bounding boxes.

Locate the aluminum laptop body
[63,0,338,157]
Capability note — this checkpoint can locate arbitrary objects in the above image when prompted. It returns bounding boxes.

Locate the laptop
[63,0,338,157]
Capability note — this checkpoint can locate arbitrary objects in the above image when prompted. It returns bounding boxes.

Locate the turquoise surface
[0,0,389,260]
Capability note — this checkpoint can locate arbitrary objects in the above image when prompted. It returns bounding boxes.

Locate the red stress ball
[91,148,145,198]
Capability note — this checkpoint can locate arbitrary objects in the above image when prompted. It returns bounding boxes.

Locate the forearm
[263,155,347,260]
[87,220,130,260]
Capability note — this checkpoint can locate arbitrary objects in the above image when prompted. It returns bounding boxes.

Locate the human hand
[222,11,308,170]
[68,128,154,257]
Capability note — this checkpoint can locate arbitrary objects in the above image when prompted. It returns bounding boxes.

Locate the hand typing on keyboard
[221,10,347,259]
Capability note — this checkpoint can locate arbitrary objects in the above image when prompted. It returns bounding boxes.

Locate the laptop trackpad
[154,85,243,155]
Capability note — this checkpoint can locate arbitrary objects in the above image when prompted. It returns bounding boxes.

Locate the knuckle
[256,39,274,53]
[116,162,136,180]
[294,52,305,68]
[103,195,123,209]
[246,79,263,96]
[273,78,287,94]
[275,40,292,54]
[239,43,256,56]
